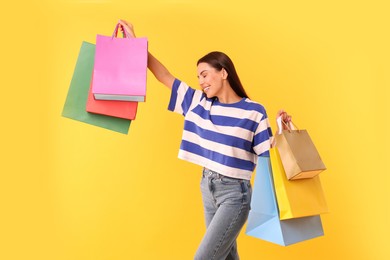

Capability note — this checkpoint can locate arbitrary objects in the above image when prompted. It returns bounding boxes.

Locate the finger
[119,19,131,28]
[118,20,128,31]
[118,21,127,29]
[119,22,131,33]
[118,23,129,33]
[277,109,285,117]
[281,111,288,121]
[283,113,288,121]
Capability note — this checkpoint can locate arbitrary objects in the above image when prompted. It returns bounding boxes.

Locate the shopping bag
[62,41,131,134]
[86,72,138,120]
[275,117,326,180]
[92,23,148,102]
[246,156,324,246]
[270,148,328,220]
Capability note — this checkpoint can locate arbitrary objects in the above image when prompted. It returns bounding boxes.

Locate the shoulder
[173,79,200,93]
[172,78,186,91]
[242,98,268,117]
[173,78,206,102]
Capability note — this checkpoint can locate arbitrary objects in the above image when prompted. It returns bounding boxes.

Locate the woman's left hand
[276,109,292,131]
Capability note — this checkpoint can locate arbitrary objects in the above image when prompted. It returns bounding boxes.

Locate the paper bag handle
[112,23,128,38]
[276,116,299,134]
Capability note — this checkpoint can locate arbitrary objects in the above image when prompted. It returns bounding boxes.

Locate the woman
[118,20,289,260]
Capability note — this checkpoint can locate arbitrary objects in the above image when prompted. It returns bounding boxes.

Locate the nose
[198,77,205,86]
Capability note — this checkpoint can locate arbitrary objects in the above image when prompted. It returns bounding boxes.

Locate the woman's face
[197,62,225,98]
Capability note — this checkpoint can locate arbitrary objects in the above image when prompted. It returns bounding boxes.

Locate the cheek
[212,76,223,87]
[208,75,218,84]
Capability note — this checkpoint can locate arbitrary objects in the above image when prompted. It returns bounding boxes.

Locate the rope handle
[277,114,300,134]
[282,120,300,132]
[111,23,128,39]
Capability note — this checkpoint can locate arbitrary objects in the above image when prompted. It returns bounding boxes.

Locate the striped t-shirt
[168,79,273,180]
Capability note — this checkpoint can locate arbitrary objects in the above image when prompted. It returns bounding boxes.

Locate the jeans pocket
[216,177,252,206]
[244,181,252,207]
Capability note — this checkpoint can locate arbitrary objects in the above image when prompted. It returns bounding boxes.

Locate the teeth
[204,87,210,92]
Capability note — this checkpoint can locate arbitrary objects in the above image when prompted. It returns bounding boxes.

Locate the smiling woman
[197,51,249,103]
[118,19,284,260]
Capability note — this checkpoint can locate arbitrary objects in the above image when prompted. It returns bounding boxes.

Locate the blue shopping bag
[245,156,324,246]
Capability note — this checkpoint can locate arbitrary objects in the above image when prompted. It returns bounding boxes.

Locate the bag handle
[276,115,299,134]
[111,23,128,39]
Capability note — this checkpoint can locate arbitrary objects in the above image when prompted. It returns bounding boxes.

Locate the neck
[216,82,242,104]
[217,95,242,104]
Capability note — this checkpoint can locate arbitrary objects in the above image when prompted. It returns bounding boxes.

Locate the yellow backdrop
[1,0,389,259]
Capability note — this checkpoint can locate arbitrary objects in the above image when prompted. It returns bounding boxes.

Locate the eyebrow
[197,70,208,78]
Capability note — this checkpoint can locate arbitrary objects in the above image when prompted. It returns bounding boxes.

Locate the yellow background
[1,0,389,259]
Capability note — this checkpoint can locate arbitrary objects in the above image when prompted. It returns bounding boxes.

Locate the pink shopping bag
[92,23,148,102]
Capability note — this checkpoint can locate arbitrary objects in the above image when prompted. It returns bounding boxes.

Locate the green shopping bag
[62,41,131,134]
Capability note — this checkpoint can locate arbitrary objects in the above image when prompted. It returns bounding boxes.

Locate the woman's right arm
[118,20,175,89]
[147,52,175,89]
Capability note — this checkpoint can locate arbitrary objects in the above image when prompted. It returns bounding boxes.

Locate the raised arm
[147,52,175,89]
[118,20,175,89]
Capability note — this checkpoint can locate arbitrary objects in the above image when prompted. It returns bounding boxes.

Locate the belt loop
[202,168,208,177]
[206,168,213,177]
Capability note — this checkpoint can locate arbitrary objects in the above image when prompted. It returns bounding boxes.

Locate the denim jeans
[195,168,252,260]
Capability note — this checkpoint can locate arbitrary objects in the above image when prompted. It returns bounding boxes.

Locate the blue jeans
[195,168,252,260]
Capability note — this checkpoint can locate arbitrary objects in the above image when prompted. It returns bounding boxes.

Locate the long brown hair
[197,51,249,98]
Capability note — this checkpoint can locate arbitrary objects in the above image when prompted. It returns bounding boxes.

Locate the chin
[206,93,214,99]
[204,91,214,98]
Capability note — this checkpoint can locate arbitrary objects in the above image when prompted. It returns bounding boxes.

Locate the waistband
[203,168,243,181]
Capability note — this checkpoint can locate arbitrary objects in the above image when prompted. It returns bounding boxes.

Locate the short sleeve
[253,109,273,157]
[168,79,203,116]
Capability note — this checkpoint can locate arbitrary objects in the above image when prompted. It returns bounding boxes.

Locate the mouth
[203,87,210,93]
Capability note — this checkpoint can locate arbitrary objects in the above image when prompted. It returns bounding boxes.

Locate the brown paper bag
[275,118,326,180]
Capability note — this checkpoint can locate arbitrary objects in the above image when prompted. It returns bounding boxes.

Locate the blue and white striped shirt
[168,79,272,180]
